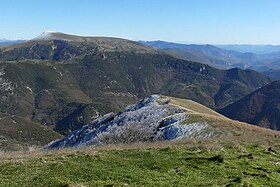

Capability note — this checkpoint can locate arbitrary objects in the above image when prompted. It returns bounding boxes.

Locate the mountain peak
[32,31,72,41]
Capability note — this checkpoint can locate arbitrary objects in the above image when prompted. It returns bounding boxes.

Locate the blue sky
[1,0,280,44]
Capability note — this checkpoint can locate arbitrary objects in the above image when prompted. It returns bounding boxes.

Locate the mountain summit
[32,31,70,41]
[32,31,104,42]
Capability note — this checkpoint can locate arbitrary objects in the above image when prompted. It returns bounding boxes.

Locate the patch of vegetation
[0,113,62,151]
[0,142,279,186]
[182,114,208,124]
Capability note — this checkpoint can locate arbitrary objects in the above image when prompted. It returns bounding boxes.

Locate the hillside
[264,69,280,79]
[0,32,273,136]
[0,112,62,151]
[1,95,280,186]
[220,80,280,130]
[47,95,279,149]
[163,95,225,118]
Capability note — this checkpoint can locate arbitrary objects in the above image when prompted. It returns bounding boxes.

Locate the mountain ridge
[47,95,280,149]
[141,40,280,73]
[1,32,157,55]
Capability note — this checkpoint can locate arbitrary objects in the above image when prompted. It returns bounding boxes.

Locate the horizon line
[2,31,280,46]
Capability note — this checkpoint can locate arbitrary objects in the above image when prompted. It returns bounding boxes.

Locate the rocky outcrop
[46,95,212,148]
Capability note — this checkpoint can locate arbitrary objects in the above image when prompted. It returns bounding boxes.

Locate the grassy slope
[1,95,280,186]
[160,95,280,140]
[162,95,226,117]
[0,141,279,186]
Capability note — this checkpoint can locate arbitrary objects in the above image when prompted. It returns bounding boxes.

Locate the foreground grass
[0,141,280,187]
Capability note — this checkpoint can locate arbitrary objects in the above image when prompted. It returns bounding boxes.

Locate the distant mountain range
[140,41,280,79]
[0,38,25,46]
[0,31,272,141]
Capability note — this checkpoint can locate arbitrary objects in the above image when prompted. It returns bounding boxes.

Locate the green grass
[0,142,279,187]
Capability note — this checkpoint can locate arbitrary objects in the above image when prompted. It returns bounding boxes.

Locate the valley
[220,80,280,131]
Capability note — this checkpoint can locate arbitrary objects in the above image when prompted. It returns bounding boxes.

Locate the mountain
[5,31,156,54]
[219,80,280,130]
[142,41,280,77]
[0,32,273,136]
[140,41,247,69]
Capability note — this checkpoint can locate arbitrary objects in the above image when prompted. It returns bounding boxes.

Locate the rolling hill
[220,80,280,130]
[0,32,273,136]
[47,95,279,149]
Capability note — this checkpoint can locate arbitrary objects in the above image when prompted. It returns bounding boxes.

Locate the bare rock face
[46,95,211,149]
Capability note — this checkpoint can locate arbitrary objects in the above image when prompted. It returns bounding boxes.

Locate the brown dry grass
[1,132,279,164]
[159,95,280,138]
[160,95,227,118]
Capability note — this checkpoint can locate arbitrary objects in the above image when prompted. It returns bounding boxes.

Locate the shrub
[96,123,160,145]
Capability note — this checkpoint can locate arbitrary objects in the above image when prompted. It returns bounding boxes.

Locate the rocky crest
[47,95,212,148]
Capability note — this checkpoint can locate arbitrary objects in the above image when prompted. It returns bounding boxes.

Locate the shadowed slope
[220,80,280,130]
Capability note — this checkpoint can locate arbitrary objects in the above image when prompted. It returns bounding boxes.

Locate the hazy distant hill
[142,41,280,76]
[216,44,280,54]
[0,39,25,46]
[140,40,246,69]
[220,80,280,130]
[263,69,280,79]
[0,32,272,136]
